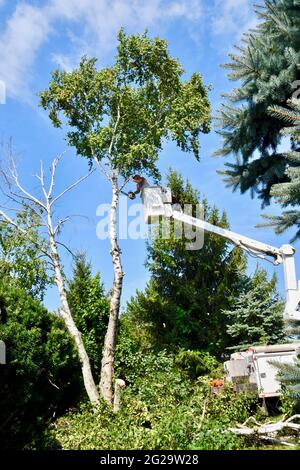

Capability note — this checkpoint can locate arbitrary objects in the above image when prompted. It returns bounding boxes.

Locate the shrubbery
[0,281,82,449]
[52,341,258,450]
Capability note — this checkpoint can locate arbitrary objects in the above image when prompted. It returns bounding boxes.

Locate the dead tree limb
[0,153,100,407]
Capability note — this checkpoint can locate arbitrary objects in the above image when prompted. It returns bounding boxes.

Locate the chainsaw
[120,190,136,200]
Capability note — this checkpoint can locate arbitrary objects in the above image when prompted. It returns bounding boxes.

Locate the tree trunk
[47,212,100,408]
[99,176,124,404]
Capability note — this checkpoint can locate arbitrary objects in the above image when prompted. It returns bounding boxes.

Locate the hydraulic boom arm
[141,186,300,321]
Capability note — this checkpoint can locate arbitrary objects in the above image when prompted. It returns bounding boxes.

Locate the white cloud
[0,3,51,102]
[211,0,258,38]
[47,0,204,63]
[0,0,258,102]
[0,0,204,102]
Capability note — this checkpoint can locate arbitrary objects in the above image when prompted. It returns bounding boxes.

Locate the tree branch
[108,104,121,158]
[56,241,76,259]
[93,156,112,181]
[9,159,47,210]
[0,208,52,261]
[119,177,131,193]
[48,154,63,199]
[50,169,95,207]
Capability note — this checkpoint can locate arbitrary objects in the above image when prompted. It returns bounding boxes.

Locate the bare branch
[93,156,112,181]
[0,209,21,232]
[92,103,122,182]
[48,376,60,390]
[108,104,121,158]
[48,154,64,199]
[9,159,47,210]
[34,160,48,200]
[56,241,76,259]
[229,413,300,449]
[54,216,71,236]
[50,169,95,207]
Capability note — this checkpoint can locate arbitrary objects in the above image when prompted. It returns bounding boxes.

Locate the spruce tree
[216,0,300,206]
[126,170,246,357]
[260,99,300,240]
[275,347,300,409]
[224,268,285,350]
[67,254,109,377]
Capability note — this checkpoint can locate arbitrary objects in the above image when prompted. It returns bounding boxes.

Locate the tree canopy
[39,29,211,181]
[0,211,50,301]
[216,0,300,206]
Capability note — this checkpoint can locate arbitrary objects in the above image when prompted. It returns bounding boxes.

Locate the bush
[0,281,82,449]
[175,349,218,379]
[52,352,258,450]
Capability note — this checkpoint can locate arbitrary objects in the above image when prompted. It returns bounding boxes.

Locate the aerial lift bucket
[141,186,173,224]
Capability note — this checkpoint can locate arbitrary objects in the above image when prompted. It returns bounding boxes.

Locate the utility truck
[141,186,300,397]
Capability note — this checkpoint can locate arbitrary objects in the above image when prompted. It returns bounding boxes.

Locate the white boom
[141,186,300,321]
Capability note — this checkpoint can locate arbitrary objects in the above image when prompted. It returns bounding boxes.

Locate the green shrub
[0,281,81,449]
[175,349,218,379]
[52,352,258,450]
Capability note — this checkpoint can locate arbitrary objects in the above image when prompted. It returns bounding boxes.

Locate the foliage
[39,29,211,181]
[175,349,218,379]
[275,349,300,412]
[67,253,109,378]
[224,268,286,350]
[0,280,81,449]
[52,352,257,450]
[0,210,50,300]
[259,99,300,240]
[216,0,300,206]
[126,170,247,356]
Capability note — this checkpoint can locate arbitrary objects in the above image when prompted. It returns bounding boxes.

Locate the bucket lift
[141,186,300,321]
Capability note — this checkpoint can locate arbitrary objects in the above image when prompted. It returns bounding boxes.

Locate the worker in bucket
[120,175,149,200]
[131,175,182,211]
[131,175,150,197]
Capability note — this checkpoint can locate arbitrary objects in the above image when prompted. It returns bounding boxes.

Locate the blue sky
[0,0,298,312]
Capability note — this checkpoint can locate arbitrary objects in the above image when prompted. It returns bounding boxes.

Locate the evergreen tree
[224,268,285,350]
[126,170,246,357]
[67,254,109,377]
[0,280,81,449]
[274,320,300,411]
[216,0,300,206]
[260,99,300,240]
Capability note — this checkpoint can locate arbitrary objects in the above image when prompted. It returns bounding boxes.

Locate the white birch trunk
[47,208,100,408]
[99,177,124,404]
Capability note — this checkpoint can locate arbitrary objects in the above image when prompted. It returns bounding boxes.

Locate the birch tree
[0,154,100,407]
[39,30,211,404]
